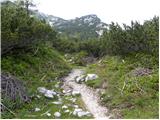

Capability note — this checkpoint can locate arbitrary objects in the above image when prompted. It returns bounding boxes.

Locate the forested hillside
[34,13,108,40]
[1,0,159,119]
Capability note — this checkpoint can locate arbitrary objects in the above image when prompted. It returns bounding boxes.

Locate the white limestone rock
[72,108,82,116]
[52,101,62,105]
[72,90,80,96]
[72,108,91,117]
[44,90,57,98]
[36,95,41,98]
[77,111,90,117]
[73,105,79,108]
[64,109,70,113]
[46,113,51,117]
[73,108,83,115]
[62,90,66,93]
[75,75,85,83]
[69,98,76,103]
[37,87,47,94]
[35,108,40,112]
[44,93,53,98]
[62,105,68,109]
[54,112,61,118]
[85,74,98,81]
[62,89,72,94]
[37,87,57,98]
[74,108,83,112]
[55,84,59,88]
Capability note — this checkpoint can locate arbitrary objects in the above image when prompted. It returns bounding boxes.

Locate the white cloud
[6,0,160,25]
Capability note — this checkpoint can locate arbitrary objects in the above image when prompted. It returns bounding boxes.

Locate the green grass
[85,78,103,88]
[2,43,70,93]
[2,43,158,119]
[63,51,89,66]
[1,43,93,119]
[85,53,159,119]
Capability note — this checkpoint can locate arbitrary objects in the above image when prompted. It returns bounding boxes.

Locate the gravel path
[63,69,110,119]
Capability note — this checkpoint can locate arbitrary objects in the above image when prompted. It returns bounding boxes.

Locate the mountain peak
[34,12,108,40]
[80,14,98,18]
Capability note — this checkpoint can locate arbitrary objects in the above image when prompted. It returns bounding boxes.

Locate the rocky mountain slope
[34,12,108,40]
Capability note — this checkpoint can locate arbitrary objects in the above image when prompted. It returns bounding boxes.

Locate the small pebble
[54,112,61,118]
[52,101,62,105]
[69,98,76,103]
[46,113,51,117]
[72,91,80,96]
[64,109,70,113]
[73,105,79,108]
[62,105,68,109]
[36,95,41,98]
[55,84,59,88]
[35,108,40,112]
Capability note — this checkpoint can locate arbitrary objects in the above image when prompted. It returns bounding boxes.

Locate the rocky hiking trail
[62,69,110,119]
[2,67,111,119]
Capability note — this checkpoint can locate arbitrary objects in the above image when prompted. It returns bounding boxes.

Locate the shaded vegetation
[1,43,71,118]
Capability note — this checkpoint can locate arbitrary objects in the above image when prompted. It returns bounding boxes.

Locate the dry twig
[1,103,16,116]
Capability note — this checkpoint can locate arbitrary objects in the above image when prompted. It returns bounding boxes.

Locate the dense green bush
[1,1,57,55]
[54,16,158,58]
[100,16,159,56]
[52,37,79,53]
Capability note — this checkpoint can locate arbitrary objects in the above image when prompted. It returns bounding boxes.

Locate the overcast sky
[4,0,160,25]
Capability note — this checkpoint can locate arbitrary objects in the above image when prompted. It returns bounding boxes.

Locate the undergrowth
[1,43,72,118]
[85,53,159,119]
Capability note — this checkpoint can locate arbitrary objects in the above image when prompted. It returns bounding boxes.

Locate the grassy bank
[1,43,72,118]
[2,43,71,91]
[85,53,158,119]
